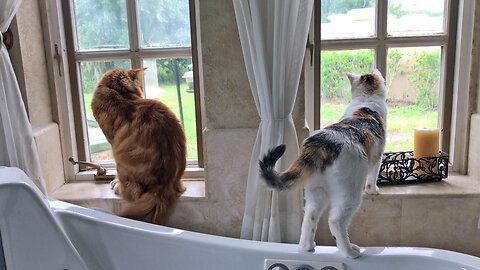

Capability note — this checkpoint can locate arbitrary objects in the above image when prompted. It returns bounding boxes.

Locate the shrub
[156,58,190,85]
[321,50,374,101]
[81,61,130,94]
[321,48,441,108]
[406,49,441,109]
[387,49,404,90]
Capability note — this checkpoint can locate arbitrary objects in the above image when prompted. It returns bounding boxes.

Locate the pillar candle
[413,127,439,176]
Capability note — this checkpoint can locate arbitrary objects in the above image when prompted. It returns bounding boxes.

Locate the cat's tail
[259,145,315,190]
[120,184,185,225]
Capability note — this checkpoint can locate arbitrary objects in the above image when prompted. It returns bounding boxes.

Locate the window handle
[306,40,314,66]
[68,157,107,176]
[54,44,63,77]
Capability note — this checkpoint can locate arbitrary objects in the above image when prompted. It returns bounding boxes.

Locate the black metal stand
[377,151,449,185]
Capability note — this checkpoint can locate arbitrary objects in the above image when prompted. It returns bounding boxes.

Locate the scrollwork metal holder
[377,151,448,185]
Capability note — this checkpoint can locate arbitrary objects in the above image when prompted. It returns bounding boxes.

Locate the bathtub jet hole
[295,265,315,270]
[321,267,339,270]
[295,264,315,270]
[268,263,289,270]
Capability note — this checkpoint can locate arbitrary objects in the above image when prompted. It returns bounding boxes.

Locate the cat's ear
[129,67,147,79]
[372,68,382,77]
[132,67,147,74]
[346,72,357,85]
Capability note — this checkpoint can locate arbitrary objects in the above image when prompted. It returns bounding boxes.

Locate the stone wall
[9,0,65,195]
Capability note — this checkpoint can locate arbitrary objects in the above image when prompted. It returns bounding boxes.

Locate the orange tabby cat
[91,68,186,225]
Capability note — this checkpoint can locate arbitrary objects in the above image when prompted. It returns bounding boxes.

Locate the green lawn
[84,87,436,158]
[83,83,198,158]
[321,103,438,152]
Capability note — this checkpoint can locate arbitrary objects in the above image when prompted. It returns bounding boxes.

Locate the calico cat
[91,68,186,225]
[259,69,387,258]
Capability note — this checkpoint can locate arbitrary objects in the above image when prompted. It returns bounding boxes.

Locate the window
[61,0,203,180]
[313,0,457,154]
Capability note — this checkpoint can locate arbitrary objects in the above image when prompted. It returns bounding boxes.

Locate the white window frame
[310,0,468,171]
[40,0,204,182]
[449,0,476,174]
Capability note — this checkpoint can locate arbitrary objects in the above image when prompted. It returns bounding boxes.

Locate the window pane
[386,47,442,151]
[387,0,445,36]
[321,0,375,40]
[320,49,375,127]
[138,0,191,48]
[73,0,129,51]
[80,60,132,162]
[143,58,198,159]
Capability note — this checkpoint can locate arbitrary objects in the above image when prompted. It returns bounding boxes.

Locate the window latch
[69,157,107,176]
[306,40,314,66]
[54,44,63,77]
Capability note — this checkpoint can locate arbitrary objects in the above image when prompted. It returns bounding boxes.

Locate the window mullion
[138,47,192,59]
[376,0,388,76]
[74,50,132,61]
[74,48,193,62]
[376,44,387,78]
[313,0,321,130]
[376,0,388,40]
[126,0,141,69]
[321,38,378,50]
[441,0,459,157]
[384,35,447,47]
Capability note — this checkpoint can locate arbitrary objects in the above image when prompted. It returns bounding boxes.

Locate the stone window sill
[51,173,479,206]
[51,179,206,204]
[369,173,480,198]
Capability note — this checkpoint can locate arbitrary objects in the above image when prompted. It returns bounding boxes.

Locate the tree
[138,0,190,47]
[156,58,190,85]
[321,0,374,23]
[321,0,410,23]
[74,0,128,50]
[73,0,191,93]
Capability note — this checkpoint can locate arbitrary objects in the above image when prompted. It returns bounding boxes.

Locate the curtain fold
[0,0,46,194]
[234,0,313,243]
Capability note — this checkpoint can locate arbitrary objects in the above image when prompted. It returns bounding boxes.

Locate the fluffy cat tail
[120,184,184,225]
[259,145,314,190]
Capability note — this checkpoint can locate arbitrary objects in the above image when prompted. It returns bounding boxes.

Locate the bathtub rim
[49,198,480,268]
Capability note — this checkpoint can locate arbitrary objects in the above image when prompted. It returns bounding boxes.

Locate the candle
[413,127,439,176]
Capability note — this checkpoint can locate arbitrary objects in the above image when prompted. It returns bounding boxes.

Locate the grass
[84,85,437,158]
[83,83,198,158]
[321,103,438,152]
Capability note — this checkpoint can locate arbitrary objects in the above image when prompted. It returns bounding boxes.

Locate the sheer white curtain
[0,0,46,194]
[234,0,313,243]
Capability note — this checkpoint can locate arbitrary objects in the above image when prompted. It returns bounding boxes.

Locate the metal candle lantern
[377,151,448,185]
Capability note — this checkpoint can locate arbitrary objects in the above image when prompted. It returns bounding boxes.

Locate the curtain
[233,0,314,243]
[0,0,46,194]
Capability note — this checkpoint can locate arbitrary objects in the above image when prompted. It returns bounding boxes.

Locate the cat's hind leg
[113,176,144,202]
[120,179,144,202]
[328,192,362,259]
[327,158,368,259]
[110,177,143,199]
[299,174,328,252]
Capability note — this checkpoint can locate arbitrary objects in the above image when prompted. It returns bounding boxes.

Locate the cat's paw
[298,241,316,252]
[110,179,121,195]
[344,244,361,259]
[365,184,379,195]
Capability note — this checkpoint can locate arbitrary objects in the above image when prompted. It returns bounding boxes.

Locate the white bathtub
[1,167,480,270]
